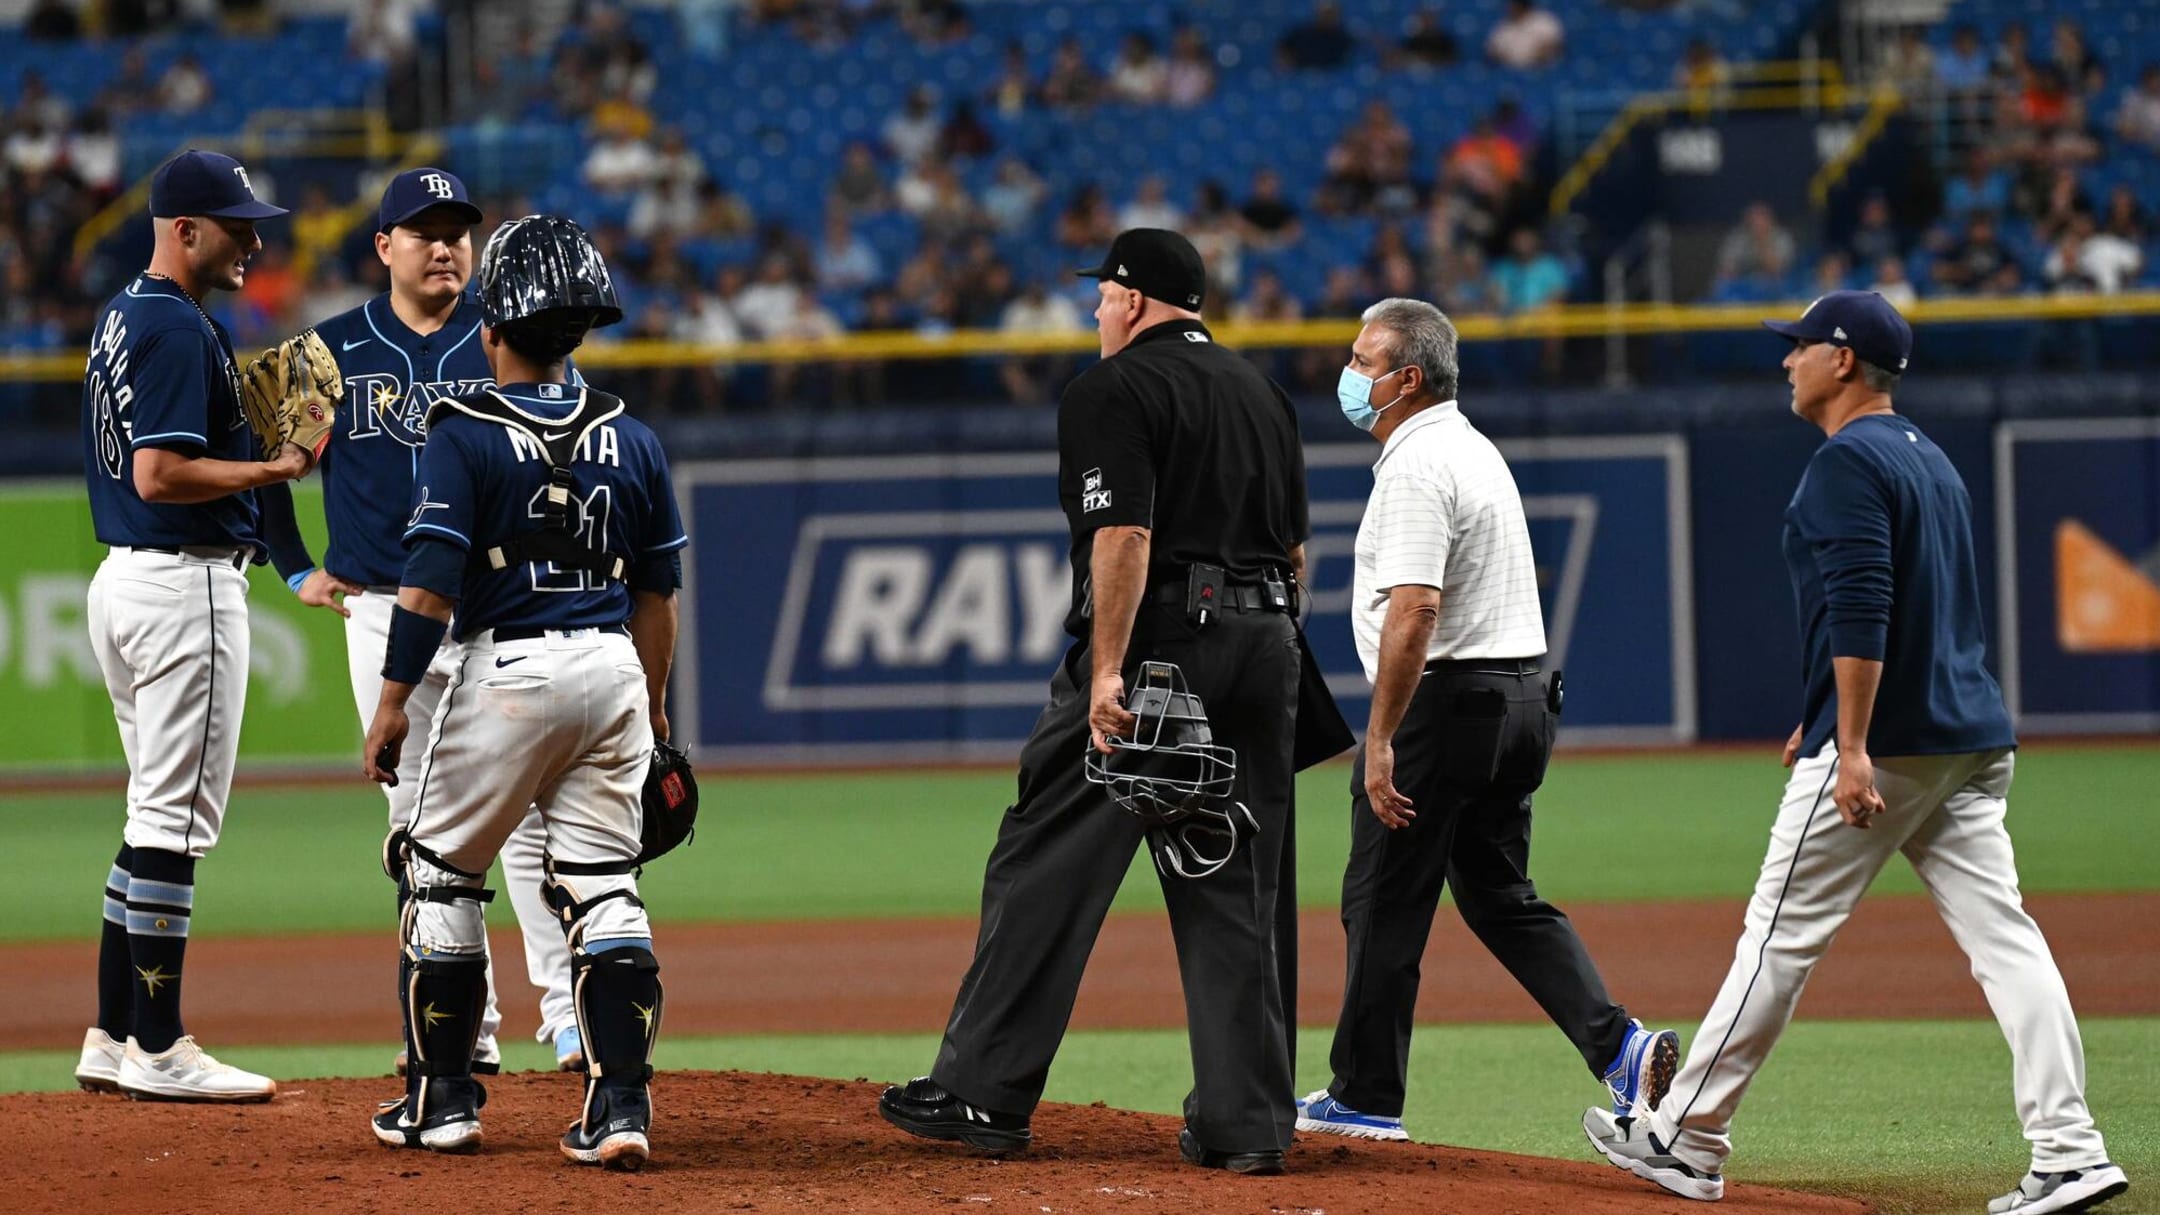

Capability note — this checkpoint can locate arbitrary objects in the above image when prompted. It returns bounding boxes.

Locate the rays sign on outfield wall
[677,439,1696,764]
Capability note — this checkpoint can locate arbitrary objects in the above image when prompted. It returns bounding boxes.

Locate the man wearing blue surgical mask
[1298,297,1681,1145]
[1336,361,1409,431]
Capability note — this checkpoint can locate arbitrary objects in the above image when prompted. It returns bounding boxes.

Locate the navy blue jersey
[305,294,585,585]
[309,294,493,585]
[403,383,687,639]
[82,273,262,551]
[1784,413,2016,759]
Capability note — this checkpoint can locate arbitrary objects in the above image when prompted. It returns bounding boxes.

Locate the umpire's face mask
[1338,364,1407,432]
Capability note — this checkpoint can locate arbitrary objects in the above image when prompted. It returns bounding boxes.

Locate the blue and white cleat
[555,1026,586,1073]
[1604,1019,1680,1117]
[1294,1089,1409,1141]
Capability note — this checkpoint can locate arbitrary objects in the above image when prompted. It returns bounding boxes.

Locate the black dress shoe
[878,1076,1032,1153]
[1179,1126,1286,1175]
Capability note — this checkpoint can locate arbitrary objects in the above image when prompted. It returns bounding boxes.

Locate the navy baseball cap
[148,149,288,220]
[1076,228,1207,310]
[379,167,483,232]
[1762,290,1913,373]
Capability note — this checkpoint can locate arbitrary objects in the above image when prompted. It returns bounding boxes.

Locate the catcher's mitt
[637,738,698,864]
[240,329,342,464]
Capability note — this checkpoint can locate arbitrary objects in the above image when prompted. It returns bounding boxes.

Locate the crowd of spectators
[1711,15,2154,312]
[20,1,2160,413]
[486,1,1589,408]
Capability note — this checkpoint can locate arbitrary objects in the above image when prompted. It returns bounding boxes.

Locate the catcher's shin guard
[563,942,661,1170]
[374,952,489,1153]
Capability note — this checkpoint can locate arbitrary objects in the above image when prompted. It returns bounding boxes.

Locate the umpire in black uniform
[880,230,1310,1174]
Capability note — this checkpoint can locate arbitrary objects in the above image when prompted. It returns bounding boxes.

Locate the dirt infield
[3,1071,1867,1215]
[1,892,2153,1051]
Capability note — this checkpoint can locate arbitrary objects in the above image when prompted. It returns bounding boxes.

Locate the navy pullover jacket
[1783,412,2017,759]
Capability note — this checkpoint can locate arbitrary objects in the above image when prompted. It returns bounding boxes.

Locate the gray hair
[1859,360,1901,393]
[1360,297,1460,401]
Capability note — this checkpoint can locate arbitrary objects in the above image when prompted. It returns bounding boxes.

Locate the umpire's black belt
[1423,656,1541,677]
[1151,584,1291,614]
[489,623,631,643]
[133,545,248,570]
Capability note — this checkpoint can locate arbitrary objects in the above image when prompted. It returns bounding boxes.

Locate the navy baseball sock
[125,848,196,1054]
[94,846,133,1040]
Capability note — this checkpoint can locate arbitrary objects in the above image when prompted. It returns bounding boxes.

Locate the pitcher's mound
[8,1070,1865,1214]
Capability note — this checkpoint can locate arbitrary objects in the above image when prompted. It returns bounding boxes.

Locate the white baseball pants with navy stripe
[87,547,250,859]
[1650,744,2110,1176]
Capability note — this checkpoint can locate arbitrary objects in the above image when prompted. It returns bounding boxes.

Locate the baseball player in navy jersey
[73,150,303,1102]
[260,168,583,1074]
[361,214,684,1168]
[1585,293,2127,1215]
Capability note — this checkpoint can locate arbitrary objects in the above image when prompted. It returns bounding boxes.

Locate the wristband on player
[383,605,449,686]
[286,566,316,594]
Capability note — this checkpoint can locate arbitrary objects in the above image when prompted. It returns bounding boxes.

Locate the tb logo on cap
[233,165,253,192]
[421,172,454,200]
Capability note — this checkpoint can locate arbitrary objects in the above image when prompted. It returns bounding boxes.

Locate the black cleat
[371,1077,486,1154]
[1179,1126,1285,1175]
[878,1076,1032,1153]
[561,1081,652,1171]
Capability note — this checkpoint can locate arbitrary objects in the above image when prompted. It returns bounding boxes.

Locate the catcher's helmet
[476,213,625,333]
[1083,661,1253,879]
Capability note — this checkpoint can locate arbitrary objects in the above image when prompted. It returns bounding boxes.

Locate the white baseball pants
[346,590,576,1046]
[1651,745,2111,1176]
[87,547,251,859]
[400,626,652,947]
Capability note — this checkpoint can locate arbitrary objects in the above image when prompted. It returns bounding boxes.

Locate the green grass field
[3,744,2154,1214]
[4,747,2155,941]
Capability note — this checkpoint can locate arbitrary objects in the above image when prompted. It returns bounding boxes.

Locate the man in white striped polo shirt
[1297,297,1679,1142]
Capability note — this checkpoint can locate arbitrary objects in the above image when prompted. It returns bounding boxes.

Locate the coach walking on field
[1298,298,1679,1143]
[1586,291,2127,1214]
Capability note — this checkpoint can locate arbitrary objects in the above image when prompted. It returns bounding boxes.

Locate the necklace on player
[143,271,243,404]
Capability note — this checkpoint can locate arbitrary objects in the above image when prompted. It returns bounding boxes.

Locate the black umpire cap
[1076,228,1207,311]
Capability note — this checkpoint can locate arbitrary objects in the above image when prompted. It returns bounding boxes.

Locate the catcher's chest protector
[425,387,634,581]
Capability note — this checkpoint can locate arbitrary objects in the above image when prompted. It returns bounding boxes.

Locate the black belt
[1424,656,1541,677]
[1151,584,1290,614]
[134,545,248,570]
[490,623,630,643]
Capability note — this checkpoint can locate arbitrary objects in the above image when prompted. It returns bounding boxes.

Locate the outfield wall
[5,420,2155,768]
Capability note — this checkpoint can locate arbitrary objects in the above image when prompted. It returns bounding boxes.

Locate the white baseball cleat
[1582,1106,1723,1202]
[74,1028,124,1093]
[1987,1164,2128,1215]
[117,1036,276,1103]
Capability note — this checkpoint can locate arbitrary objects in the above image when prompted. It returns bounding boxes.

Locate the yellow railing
[1809,84,1905,207]
[1549,58,1875,217]
[7,293,2159,382]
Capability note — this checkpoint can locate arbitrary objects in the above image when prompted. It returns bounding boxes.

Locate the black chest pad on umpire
[426,387,632,582]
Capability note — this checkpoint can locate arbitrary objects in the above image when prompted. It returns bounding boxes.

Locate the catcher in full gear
[361,214,689,1169]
